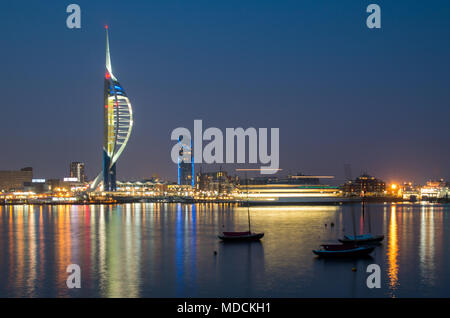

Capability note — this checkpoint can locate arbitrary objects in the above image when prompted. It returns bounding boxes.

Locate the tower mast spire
[105,25,116,80]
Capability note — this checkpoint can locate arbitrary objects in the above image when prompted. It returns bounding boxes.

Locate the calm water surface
[0,203,449,297]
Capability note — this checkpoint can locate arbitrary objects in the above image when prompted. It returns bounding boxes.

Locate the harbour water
[0,203,449,298]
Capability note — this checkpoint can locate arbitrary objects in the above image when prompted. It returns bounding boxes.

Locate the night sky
[1,0,449,184]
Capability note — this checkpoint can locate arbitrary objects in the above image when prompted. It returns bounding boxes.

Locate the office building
[0,167,33,191]
[70,162,86,182]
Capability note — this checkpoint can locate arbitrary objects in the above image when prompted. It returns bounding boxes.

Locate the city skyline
[1,1,450,304]
[1,1,449,184]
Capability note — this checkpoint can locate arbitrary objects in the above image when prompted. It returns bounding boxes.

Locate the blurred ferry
[237,174,349,205]
[239,184,349,205]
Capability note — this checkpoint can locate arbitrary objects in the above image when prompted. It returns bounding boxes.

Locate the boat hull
[218,232,264,242]
[338,235,384,244]
[313,246,375,258]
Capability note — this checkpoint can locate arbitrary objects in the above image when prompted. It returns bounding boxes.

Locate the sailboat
[313,204,374,257]
[338,197,384,244]
[218,171,264,242]
[312,243,375,257]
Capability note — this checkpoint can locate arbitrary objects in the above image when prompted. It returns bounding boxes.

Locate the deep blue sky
[0,0,449,184]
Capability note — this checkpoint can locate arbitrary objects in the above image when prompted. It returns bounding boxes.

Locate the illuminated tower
[177,137,194,187]
[91,26,133,191]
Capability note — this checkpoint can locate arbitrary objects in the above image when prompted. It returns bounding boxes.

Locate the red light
[105,25,108,29]
[105,71,111,79]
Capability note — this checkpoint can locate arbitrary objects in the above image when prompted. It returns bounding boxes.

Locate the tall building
[342,174,386,196]
[91,26,133,191]
[196,170,236,193]
[177,137,194,187]
[0,167,33,191]
[70,162,86,182]
[179,161,193,186]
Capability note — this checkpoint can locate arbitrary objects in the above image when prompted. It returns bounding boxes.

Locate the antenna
[344,163,352,181]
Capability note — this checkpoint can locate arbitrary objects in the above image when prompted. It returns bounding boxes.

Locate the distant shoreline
[0,197,448,206]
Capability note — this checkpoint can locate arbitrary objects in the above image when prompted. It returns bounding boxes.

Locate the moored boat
[338,234,384,244]
[313,203,376,258]
[218,231,264,242]
[219,169,264,242]
[313,244,374,258]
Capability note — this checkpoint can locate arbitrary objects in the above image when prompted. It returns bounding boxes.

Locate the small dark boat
[313,243,374,258]
[338,234,384,244]
[219,169,264,242]
[218,231,264,242]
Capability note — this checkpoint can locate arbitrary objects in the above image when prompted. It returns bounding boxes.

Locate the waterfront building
[177,137,194,187]
[401,182,420,201]
[168,184,195,195]
[70,162,86,182]
[0,167,33,191]
[179,161,194,187]
[23,179,50,194]
[342,174,386,196]
[47,178,86,193]
[91,26,133,191]
[116,179,168,195]
[196,170,237,193]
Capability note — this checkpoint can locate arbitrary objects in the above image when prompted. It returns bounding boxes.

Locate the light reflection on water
[0,203,448,298]
[387,205,399,295]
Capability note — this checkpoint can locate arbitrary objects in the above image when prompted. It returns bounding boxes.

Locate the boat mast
[246,171,251,233]
[351,204,357,245]
[365,197,372,233]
